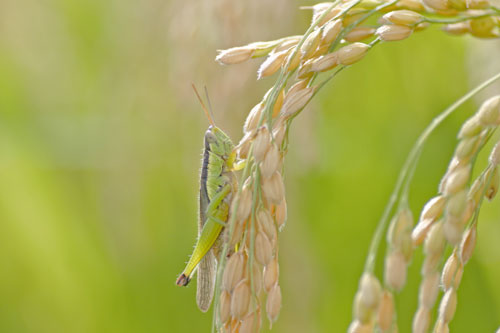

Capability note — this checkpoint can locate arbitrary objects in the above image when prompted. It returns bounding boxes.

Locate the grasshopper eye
[205,131,217,144]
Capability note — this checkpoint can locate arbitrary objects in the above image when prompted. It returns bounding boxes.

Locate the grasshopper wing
[197,156,216,312]
[196,249,216,312]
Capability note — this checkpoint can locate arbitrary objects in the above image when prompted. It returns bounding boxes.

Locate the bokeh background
[1,0,500,332]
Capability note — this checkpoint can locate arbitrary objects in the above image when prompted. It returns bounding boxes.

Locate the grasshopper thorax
[206,125,234,163]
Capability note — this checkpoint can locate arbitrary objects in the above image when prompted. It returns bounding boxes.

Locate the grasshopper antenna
[192,83,215,127]
[204,86,216,124]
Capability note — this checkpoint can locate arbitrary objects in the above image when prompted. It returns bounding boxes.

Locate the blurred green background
[1,0,500,332]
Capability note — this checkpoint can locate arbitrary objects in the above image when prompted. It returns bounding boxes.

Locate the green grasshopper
[176,86,239,312]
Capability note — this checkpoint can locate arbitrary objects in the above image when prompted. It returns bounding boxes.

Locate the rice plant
[203,1,500,332]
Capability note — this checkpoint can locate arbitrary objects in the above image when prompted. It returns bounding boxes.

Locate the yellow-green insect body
[177,89,237,312]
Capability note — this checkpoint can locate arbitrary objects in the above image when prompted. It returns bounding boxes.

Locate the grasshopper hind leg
[176,274,190,286]
[196,249,216,312]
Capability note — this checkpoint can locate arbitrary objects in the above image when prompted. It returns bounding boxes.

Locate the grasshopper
[176,86,239,312]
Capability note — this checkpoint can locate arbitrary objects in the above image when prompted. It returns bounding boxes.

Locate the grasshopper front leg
[176,184,231,287]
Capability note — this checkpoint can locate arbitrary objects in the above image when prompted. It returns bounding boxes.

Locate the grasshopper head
[205,126,234,162]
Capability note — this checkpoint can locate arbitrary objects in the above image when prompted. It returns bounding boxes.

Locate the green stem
[364,71,500,273]
[370,37,381,47]
[262,0,343,130]
[328,0,398,53]
[327,0,364,53]
[468,132,498,228]
[248,168,260,308]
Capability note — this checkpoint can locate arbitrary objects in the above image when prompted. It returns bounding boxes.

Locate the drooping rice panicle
[431,137,500,332]
[352,91,500,333]
[208,0,500,331]
[411,96,500,332]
